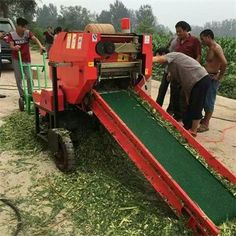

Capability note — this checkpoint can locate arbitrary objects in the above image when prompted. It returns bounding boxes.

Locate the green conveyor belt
[101,90,236,225]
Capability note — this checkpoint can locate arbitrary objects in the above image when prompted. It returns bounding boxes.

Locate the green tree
[136,5,157,34]
[109,0,129,31]
[128,9,138,32]
[58,5,92,30]
[204,19,236,37]
[97,10,112,24]
[155,24,171,35]
[192,19,236,38]
[0,0,37,21]
[36,4,58,28]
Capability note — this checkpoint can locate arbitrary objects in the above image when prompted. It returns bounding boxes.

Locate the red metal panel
[142,35,153,78]
[134,85,236,185]
[49,32,100,104]
[39,89,64,112]
[91,89,219,235]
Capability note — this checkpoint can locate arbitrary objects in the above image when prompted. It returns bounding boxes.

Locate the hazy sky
[39,0,236,31]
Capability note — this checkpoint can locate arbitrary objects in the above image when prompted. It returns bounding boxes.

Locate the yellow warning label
[88,62,94,67]
[71,33,77,49]
[66,33,72,49]
[145,68,149,75]
[117,54,129,62]
[77,36,83,49]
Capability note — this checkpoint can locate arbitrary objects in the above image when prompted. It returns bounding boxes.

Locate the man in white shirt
[153,52,211,137]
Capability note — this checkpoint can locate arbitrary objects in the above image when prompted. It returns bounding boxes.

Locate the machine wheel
[49,128,77,172]
[18,97,25,112]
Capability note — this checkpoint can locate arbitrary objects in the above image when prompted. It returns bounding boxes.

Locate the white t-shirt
[165,52,208,97]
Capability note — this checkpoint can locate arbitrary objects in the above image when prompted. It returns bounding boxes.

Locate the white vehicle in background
[0,17,15,64]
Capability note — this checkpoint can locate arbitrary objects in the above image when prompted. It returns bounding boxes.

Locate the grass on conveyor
[101,90,236,225]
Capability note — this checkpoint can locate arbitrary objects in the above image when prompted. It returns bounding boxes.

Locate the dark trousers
[156,72,169,106]
[183,75,211,130]
[169,79,188,120]
[156,74,187,120]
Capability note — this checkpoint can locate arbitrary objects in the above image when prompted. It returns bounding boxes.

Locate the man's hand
[39,46,46,55]
[212,72,222,81]
[153,55,168,64]
[14,45,21,51]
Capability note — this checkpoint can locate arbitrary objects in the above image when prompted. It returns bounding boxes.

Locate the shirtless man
[198,29,227,132]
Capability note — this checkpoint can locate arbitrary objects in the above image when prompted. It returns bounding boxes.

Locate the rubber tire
[54,131,76,172]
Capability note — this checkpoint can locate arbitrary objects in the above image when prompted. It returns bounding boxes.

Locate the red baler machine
[32,23,236,235]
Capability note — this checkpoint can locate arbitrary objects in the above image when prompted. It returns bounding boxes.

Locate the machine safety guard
[18,51,49,113]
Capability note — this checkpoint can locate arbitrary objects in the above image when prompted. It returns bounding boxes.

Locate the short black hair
[200,29,214,39]
[155,47,169,56]
[175,21,191,32]
[54,26,62,34]
[16,17,28,27]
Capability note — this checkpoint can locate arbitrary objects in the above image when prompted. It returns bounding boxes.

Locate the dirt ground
[0,51,235,235]
[0,51,68,235]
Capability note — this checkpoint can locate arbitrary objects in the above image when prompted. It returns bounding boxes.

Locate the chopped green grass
[0,111,235,235]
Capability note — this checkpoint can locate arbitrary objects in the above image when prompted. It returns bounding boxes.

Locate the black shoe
[0,94,6,98]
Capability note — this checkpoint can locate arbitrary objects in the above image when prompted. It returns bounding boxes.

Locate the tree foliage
[128,9,138,32]
[191,19,236,38]
[109,0,129,31]
[57,5,93,31]
[135,5,157,34]
[0,0,37,21]
[96,10,112,24]
[36,4,58,28]
[35,1,170,34]
[34,1,234,37]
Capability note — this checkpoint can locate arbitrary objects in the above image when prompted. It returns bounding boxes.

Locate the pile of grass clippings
[0,112,191,235]
[1,110,235,235]
[0,111,44,154]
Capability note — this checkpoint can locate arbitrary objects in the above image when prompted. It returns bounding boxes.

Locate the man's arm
[215,46,227,80]
[31,35,45,53]
[194,38,201,63]
[9,41,21,51]
[153,55,168,64]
